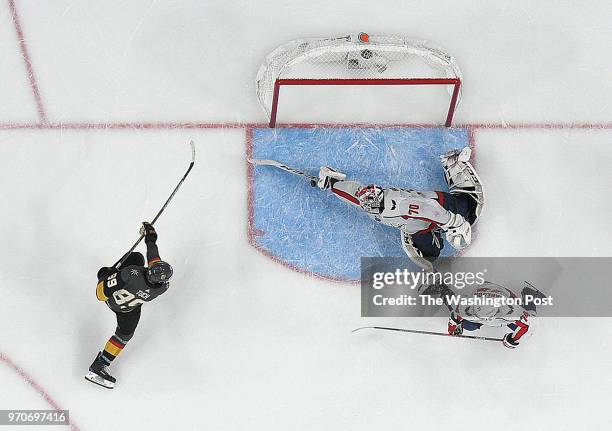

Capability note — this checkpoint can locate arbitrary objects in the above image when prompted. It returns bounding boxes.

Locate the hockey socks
[102,334,128,362]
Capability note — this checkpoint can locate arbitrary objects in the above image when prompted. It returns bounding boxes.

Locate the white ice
[0,1,611,430]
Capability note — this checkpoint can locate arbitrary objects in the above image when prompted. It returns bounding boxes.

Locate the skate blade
[85,371,114,389]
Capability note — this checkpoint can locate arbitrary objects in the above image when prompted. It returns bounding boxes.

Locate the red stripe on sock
[109,338,125,349]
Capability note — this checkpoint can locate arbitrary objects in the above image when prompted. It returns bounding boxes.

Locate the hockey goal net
[256,33,463,127]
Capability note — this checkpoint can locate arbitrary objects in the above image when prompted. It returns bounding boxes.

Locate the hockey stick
[247,158,317,185]
[352,326,503,342]
[113,140,196,269]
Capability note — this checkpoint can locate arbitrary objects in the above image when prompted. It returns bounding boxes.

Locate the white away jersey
[330,180,452,235]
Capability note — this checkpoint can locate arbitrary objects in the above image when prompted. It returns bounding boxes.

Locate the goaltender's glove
[441,213,471,249]
[317,166,346,190]
[140,222,158,243]
[448,312,464,336]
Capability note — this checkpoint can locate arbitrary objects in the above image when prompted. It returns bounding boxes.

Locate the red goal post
[256,33,463,127]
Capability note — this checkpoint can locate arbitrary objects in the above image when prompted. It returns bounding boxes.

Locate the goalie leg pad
[439,147,485,224]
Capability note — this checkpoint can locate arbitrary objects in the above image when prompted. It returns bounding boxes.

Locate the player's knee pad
[114,327,135,343]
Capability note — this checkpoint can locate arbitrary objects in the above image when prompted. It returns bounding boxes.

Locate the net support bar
[268,78,461,128]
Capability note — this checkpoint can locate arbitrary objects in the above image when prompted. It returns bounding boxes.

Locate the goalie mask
[146,261,173,285]
[356,185,384,214]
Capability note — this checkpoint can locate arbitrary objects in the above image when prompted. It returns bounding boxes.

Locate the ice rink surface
[1,1,611,430]
[250,127,468,279]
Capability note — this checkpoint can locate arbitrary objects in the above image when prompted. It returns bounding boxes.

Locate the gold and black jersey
[96,266,169,313]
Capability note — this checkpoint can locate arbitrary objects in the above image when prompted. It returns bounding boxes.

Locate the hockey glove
[317,166,346,190]
[502,333,519,349]
[504,314,530,349]
[441,213,471,249]
[140,222,158,243]
[448,312,464,336]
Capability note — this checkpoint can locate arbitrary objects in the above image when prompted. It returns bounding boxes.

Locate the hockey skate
[85,352,116,389]
[439,147,485,224]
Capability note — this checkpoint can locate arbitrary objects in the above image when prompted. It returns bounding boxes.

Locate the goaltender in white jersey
[316,147,485,270]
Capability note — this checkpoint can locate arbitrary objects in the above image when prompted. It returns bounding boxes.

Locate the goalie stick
[113,140,196,269]
[247,158,317,186]
[352,326,503,342]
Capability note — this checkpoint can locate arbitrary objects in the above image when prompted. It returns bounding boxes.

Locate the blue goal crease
[251,127,470,280]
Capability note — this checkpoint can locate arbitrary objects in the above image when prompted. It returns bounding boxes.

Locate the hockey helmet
[356,184,384,214]
[469,287,503,320]
[472,303,498,320]
[146,260,173,285]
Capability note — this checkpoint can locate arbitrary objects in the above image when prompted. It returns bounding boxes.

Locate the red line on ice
[0,352,81,431]
[0,121,251,130]
[7,0,48,124]
[0,121,611,130]
[0,119,608,281]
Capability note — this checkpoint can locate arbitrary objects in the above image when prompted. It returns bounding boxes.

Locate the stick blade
[189,140,196,163]
[247,158,278,166]
[351,326,375,333]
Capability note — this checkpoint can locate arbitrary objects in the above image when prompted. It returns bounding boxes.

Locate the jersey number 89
[112,289,145,310]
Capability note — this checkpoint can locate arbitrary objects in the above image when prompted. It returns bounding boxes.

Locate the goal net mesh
[256,33,463,125]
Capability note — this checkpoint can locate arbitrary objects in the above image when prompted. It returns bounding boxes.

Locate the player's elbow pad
[96,281,109,301]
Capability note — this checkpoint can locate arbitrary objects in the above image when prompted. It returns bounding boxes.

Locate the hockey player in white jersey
[316,147,484,270]
[432,281,540,349]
